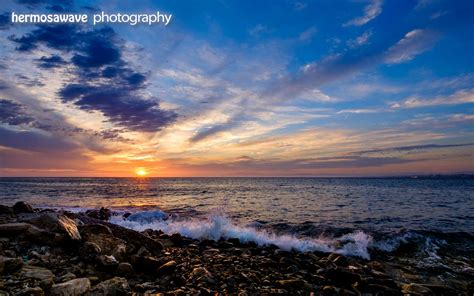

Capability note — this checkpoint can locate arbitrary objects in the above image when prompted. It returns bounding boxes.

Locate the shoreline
[0,202,472,295]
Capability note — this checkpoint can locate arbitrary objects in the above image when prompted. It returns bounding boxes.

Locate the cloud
[10,24,177,132]
[384,29,437,64]
[347,31,372,48]
[391,89,474,108]
[337,109,378,114]
[355,143,474,157]
[0,99,34,125]
[0,13,11,30]
[298,26,317,42]
[0,127,78,153]
[344,0,383,26]
[36,55,67,69]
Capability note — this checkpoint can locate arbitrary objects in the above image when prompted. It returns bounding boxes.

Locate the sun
[134,167,148,177]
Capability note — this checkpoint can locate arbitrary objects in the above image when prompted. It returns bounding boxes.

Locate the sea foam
[111,210,374,259]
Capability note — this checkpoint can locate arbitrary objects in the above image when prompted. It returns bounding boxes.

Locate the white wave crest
[111,211,374,259]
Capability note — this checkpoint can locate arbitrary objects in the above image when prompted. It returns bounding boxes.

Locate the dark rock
[170,233,184,246]
[13,201,34,213]
[322,285,337,296]
[402,283,433,295]
[0,255,24,274]
[15,287,45,296]
[27,213,81,241]
[20,265,54,281]
[50,278,91,296]
[156,260,177,275]
[85,207,112,221]
[0,205,13,215]
[93,277,130,296]
[98,255,119,268]
[80,241,102,259]
[116,262,135,277]
[332,255,349,267]
[276,279,306,289]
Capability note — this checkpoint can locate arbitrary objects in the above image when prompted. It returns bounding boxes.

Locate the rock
[79,224,124,254]
[116,262,135,277]
[13,201,34,213]
[20,265,54,281]
[98,255,119,267]
[16,287,45,296]
[324,267,361,284]
[0,205,13,215]
[130,254,161,272]
[59,272,77,282]
[80,241,102,258]
[0,223,31,235]
[112,244,127,262]
[170,233,184,246]
[27,213,81,241]
[189,267,213,282]
[93,277,130,295]
[156,260,177,275]
[402,283,433,295]
[322,285,338,296]
[50,278,91,296]
[85,207,112,221]
[276,279,306,288]
[0,256,24,274]
[332,255,348,267]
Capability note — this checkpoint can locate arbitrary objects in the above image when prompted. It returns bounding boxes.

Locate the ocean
[1,176,473,267]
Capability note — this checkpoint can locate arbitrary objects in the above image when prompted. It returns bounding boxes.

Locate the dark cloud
[16,74,45,87]
[0,99,34,125]
[356,143,474,156]
[0,127,78,153]
[10,24,177,132]
[0,13,11,30]
[37,55,67,69]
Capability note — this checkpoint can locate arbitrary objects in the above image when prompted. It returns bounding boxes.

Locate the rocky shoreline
[0,202,472,295]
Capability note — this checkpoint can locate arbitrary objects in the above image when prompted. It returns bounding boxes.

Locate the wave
[111,210,397,259]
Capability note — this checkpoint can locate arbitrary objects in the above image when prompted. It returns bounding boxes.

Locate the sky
[0,0,473,177]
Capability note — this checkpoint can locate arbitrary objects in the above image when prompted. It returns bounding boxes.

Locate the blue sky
[0,0,473,176]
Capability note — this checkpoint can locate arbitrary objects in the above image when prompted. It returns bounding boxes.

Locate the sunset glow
[134,168,149,177]
[0,0,473,177]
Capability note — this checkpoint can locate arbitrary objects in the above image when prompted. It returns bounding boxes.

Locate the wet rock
[332,255,349,267]
[0,255,24,274]
[16,287,45,296]
[421,284,457,295]
[130,254,161,272]
[13,201,34,214]
[85,207,112,221]
[93,277,130,295]
[156,260,177,275]
[27,213,81,241]
[20,265,54,281]
[324,267,361,285]
[116,262,135,277]
[50,278,91,296]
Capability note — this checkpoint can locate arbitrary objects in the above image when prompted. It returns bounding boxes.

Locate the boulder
[0,205,13,215]
[79,224,124,254]
[97,255,119,268]
[80,241,102,258]
[0,223,31,235]
[0,255,24,274]
[50,278,91,296]
[13,201,34,213]
[92,277,130,295]
[26,213,81,241]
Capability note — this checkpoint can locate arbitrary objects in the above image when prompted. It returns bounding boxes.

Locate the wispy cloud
[344,0,383,27]
[385,29,438,64]
[391,89,474,108]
